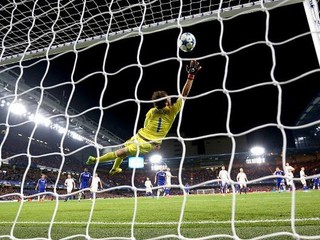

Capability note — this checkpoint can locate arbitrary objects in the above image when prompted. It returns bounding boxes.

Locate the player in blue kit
[273,167,285,192]
[312,175,320,190]
[154,167,166,199]
[78,168,92,201]
[35,174,47,202]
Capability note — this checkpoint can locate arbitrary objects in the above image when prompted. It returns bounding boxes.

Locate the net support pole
[303,0,320,66]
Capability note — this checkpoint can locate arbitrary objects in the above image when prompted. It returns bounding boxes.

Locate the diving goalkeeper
[86,60,202,175]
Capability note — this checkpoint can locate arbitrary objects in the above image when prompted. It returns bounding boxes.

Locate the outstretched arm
[181,60,202,97]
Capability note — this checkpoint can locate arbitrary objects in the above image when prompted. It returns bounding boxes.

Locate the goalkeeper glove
[186,60,202,80]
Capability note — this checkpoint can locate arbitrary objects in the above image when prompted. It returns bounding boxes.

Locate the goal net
[1,0,320,239]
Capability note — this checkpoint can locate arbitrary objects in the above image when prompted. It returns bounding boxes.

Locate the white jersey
[65,178,75,193]
[145,179,153,193]
[286,171,294,185]
[300,169,307,186]
[285,165,294,174]
[285,165,294,186]
[237,172,247,184]
[218,170,229,182]
[165,171,173,186]
[91,176,101,192]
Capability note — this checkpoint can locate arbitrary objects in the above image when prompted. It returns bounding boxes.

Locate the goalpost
[1,0,320,239]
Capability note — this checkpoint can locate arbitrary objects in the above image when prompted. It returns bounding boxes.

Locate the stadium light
[149,154,162,164]
[149,154,166,171]
[9,102,26,115]
[2,98,101,147]
[250,146,265,156]
[29,113,52,127]
[69,131,83,141]
[247,146,266,164]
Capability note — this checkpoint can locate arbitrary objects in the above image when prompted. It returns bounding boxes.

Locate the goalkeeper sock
[97,151,117,162]
[111,157,124,169]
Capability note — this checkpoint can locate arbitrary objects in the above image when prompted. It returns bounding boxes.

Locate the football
[178,32,196,52]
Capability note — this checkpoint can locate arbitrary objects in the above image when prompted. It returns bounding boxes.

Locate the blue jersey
[155,171,166,186]
[185,183,190,193]
[274,170,284,181]
[79,171,92,189]
[37,178,47,192]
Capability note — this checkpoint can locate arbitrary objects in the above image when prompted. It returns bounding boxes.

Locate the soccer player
[35,174,47,202]
[154,167,166,199]
[280,179,286,192]
[86,60,202,175]
[236,168,248,194]
[273,167,285,192]
[144,177,154,197]
[185,183,190,195]
[218,165,230,196]
[163,168,177,197]
[284,162,295,191]
[90,173,103,200]
[312,175,320,190]
[78,168,92,201]
[64,174,76,202]
[300,167,308,192]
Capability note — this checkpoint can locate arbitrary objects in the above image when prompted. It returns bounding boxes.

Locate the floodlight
[250,146,265,156]
[149,154,162,163]
[29,113,51,127]
[9,102,26,115]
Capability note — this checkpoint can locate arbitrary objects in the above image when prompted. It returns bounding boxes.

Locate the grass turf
[0,190,319,239]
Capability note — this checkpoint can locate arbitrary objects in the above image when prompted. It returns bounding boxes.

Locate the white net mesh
[0,0,304,65]
[1,0,320,239]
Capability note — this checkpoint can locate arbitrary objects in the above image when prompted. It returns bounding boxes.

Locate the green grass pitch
[0,191,319,239]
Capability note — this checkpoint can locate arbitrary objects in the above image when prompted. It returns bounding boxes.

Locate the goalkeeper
[86,60,202,175]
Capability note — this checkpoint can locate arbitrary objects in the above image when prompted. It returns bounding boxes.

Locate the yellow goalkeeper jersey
[137,98,183,144]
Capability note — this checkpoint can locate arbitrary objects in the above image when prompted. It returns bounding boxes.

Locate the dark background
[20,2,320,152]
